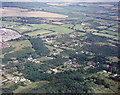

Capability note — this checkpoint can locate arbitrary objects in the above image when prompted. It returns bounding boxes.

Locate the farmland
[1,1,119,94]
[1,7,68,18]
[24,30,52,36]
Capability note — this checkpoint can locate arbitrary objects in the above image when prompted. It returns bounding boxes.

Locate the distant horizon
[1,0,120,2]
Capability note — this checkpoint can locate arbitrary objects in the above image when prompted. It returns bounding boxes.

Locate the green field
[1,21,21,26]
[24,30,52,36]
[61,24,74,28]
[100,30,118,36]
[8,40,34,53]
[93,33,117,38]
[28,24,57,29]
[14,81,49,93]
[12,25,37,33]
[73,24,85,31]
[50,27,74,34]
[97,26,108,29]
[45,45,63,52]
[108,27,117,31]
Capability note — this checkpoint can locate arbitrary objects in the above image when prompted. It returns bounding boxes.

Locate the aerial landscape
[0,0,119,94]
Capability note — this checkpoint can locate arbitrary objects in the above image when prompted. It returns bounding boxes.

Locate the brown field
[52,22,64,25]
[47,3,72,6]
[1,7,68,18]
[98,4,114,7]
[111,8,118,10]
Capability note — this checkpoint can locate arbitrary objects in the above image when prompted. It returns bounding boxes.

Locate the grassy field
[12,25,37,33]
[73,24,85,31]
[45,45,63,52]
[8,40,34,54]
[1,21,21,26]
[86,29,98,32]
[1,7,68,18]
[108,27,117,31]
[97,26,108,29]
[14,81,49,93]
[24,30,52,36]
[100,30,118,36]
[93,33,117,38]
[61,24,74,28]
[28,24,58,29]
[38,57,52,61]
[50,27,74,34]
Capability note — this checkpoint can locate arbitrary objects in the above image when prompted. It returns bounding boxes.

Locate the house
[42,38,47,41]
[13,60,19,63]
[103,70,107,73]
[20,77,26,82]
[1,65,5,67]
[7,77,13,80]
[14,80,18,83]
[50,69,58,73]
[28,57,33,60]
[81,51,84,53]
[73,58,77,60]
[108,72,112,74]
[114,74,118,77]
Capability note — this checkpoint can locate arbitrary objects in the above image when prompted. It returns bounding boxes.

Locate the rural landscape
[0,1,119,94]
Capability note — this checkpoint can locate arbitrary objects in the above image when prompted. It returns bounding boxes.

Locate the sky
[1,0,120,2]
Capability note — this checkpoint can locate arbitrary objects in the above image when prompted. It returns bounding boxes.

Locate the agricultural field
[50,27,74,34]
[1,7,68,18]
[24,30,52,36]
[100,30,118,36]
[11,25,38,34]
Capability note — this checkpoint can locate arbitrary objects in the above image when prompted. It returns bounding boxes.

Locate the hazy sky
[1,0,120,2]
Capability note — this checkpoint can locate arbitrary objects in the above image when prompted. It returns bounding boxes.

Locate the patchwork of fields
[1,2,119,94]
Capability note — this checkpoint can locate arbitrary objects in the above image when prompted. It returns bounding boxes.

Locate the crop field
[61,24,74,28]
[45,44,63,52]
[100,30,118,36]
[73,24,85,31]
[0,21,21,26]
[8,40,34,54]
[93,33,117,39]
[51,27,74,34]
[1,7,68,18]
[14,81,49,93]
[86,29,98,32]
[108,27,117,31]
[38,57,52,61]
[28,24,58,29]
[97,26,108,29]
[24,30,52,36]
[12,25,37,33]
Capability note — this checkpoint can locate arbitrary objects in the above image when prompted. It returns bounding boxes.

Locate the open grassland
[45,45,63,52]
[8,40,34,54]
[28,24,57,29]
[100,30,118,36]
[38,57,52,61]
[61,24,74,28]
[24,30,52,36]
[1,7,68,18]
[97,26,108,29]
[50,27,74,34]
[86,29,98,32]
[12,25,37,33]
[108,27,117,31]
[93,33,117,39]
[73,24,85,31]
[0,21,21,26]
[14,81,49,93]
